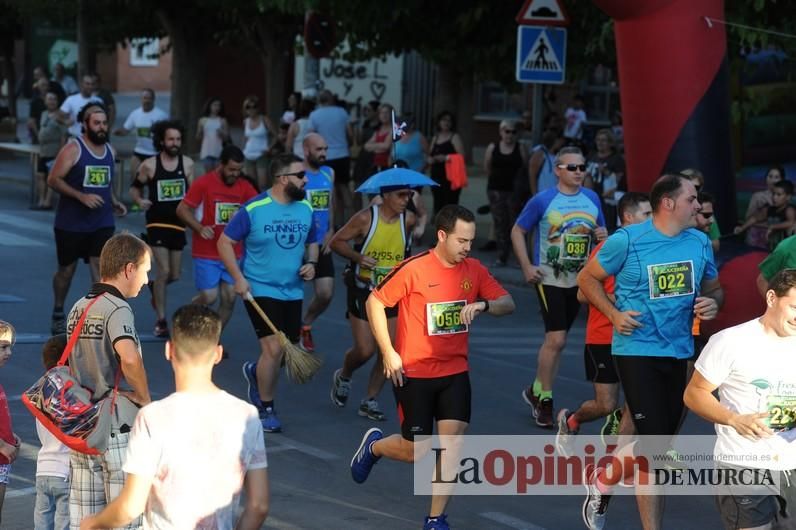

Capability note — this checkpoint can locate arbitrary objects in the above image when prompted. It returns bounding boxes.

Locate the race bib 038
[83,165,111,188]
[647,260,695,299]
[426,300,468,336]
[156,178,186,202]
[561,233,591,261]
[214,202,241,225]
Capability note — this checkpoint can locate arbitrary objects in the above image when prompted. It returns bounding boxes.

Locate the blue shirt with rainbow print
[515,186,605,288]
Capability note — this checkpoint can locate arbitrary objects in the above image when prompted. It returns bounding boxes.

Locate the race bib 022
[214,202,241,225]
[83,165,111,188]
[156,178,186,202]
[647,260,695,299]
[426,300,468,336]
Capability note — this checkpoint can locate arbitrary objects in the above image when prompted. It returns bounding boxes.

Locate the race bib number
[426,300,468,336]
[156,178,185,202]
[214,202,240,225]
[308,189,331,211]
[136,126,150,138]
[372,266,393,287]
[767,395,796,431]
[561,233,591,261]
[83,165,110,188]
[647,260,695,299]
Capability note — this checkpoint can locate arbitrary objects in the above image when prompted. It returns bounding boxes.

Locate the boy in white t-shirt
[35,334,71,530]
[80,305,269,529]
[685,268,796,530]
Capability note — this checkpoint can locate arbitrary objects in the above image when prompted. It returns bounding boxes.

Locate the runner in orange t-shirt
[555,192,650,457]
[349,205,514,530]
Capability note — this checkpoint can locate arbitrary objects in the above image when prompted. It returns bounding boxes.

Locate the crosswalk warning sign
[516,25,567,84]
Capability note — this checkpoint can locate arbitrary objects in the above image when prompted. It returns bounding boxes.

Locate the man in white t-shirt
[563,94,587,141]
[57,74,102,137]
[114,88,169,190]
[685,268,796,530]
[80,305,270,530]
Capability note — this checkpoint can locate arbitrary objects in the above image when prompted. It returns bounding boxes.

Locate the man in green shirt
[756,234,796,297]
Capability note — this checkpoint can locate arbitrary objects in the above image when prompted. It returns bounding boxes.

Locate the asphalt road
[0,175,723,529]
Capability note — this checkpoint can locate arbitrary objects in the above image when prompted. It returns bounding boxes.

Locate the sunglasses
[698,211,714,219]
[557,164,587,172]
[279,170,306,179]
[245,104,257,109]
[502,129,516,134]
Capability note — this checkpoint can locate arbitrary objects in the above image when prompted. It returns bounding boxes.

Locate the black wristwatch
[480,299,490,313]
[306,261,318,266]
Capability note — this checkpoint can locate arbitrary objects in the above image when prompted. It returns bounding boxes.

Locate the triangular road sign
[516,0,570,26]
[520,30,562,73]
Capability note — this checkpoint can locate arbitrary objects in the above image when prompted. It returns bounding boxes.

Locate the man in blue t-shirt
[299,133,336,352]
[511,146,607,428]
[577,173,724,530]
[218,153,318,433]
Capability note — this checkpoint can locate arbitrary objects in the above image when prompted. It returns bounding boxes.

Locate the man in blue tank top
[219,153,318,433]
[300,133,336,352]
[46,102,127,335]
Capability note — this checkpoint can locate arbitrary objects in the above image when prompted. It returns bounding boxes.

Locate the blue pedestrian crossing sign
[516,25,567,84]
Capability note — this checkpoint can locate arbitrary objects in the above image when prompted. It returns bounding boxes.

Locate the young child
[35,334,71,530]
[0,320,21,525]
[735,179,796,250]
[80,305,269,529]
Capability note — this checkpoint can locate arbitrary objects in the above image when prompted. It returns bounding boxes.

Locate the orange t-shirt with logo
[585,241,614,345]
[372,250,508,378]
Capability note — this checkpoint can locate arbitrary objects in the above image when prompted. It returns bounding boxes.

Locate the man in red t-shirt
[177,145,257,331]
[349,205,514,530]
[555,192,651,457]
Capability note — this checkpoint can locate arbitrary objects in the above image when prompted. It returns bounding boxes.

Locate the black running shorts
[146,226,186,251]
[315,251,335,279]
[244,297,302,342]
[584,343,618,384]
[346,285,397,321]
[393,371,471,441]
[535,284,580,333]
[54,226,115,266]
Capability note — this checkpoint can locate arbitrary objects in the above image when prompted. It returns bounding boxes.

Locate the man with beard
[350,205,514,530]
[219,153,318,433]
[176,145,257,336]
[328,183,416,421]
[114,88,169,194]
[299,133,335,351]
[130,120,194,337]
[47,103,127,334]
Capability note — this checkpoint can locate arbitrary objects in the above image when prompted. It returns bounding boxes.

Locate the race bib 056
[647,260,695,299]
[426,300,468,336]
[214,202,240,225]
[83,165,111,188]
[156,178,186,202]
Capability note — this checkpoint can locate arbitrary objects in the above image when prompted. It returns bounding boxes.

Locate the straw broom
[244,293,322,384]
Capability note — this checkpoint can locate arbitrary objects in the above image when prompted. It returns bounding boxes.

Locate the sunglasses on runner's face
[502,129,516,134]
[557,164,587,172]
[280,170,306,179]
[698,211,714,219]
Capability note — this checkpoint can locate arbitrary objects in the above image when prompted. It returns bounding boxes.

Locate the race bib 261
[83,165,111,188]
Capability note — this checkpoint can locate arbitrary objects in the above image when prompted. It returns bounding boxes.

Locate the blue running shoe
[423,514,450,530]
[261,406,282,433]
[242,361,262,410]
[351,428,382,483]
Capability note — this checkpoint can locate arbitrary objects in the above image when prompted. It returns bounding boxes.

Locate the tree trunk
[158,11,208,154]
[434,65,459,117]
[263,45,290,124]
[77,0,91,76]
[434,65,475,163]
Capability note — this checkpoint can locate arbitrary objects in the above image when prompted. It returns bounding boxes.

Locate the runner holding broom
[218,153,318,433]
